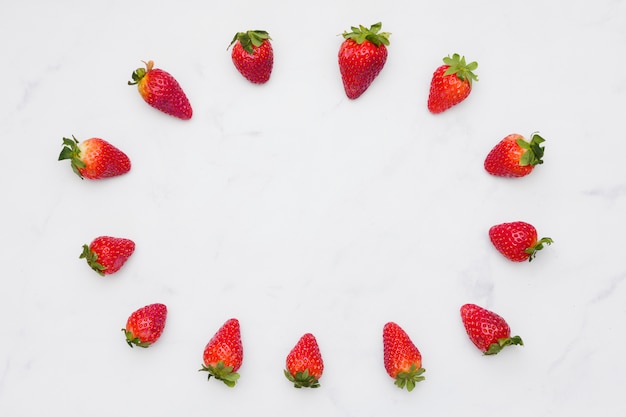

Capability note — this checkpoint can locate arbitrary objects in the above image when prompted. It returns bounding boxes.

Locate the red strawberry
[128,60,192,120]
[427,53,478,113]
[80,236,135,276]
[228,30,273,84]
[460,303,523,355]
[489,221,553,262]
[338,22,390,99]
[284,333,324,388]
[383,322,425,392]
[199,318,243,387]
[485,133,546,177]
[58,136,131,180]
[122,303,167,348]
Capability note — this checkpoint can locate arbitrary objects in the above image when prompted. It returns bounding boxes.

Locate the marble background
[1,0,625,415]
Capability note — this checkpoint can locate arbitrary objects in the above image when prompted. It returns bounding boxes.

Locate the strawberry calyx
[228,30,271,54]
[394,364,426,392]
[284,368,321,389]
[198,361,240,387]
[128,60,154,86]
[342,22,390,47]
[518,132,546,167]
[79,244,106,275]
[58,136,87,178]
[524,237,554,262]
[442,53,478,85]
[122,328,151,348]
[485,335,524,355]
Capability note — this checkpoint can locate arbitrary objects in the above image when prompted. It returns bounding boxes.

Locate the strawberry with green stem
[284,333,324,388]
[383,322,425,392]
[460,303,523,355]
[128,60,192,120]
[229,30,273,84]
[485,132,546,177]
[338,22,390,99]
[427,53,478,113]
[489,221,553,262]
[80,236,135,276]
[123,303,167,348]
[58,136,131,180]
[199,318,243,387]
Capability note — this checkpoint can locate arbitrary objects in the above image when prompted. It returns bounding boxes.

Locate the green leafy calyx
[229,30,271,54]
[524,237,554,262]
[284,368,321,389]
[128,60,154,86]
[198,361,240,388]
[484,335,524,355]
[518,132,546,167]
[58,136,86,179]
[342,22,390,47]
[442,53,478,85]
[122,328,151,348]
[394,364,426,392]
[79,244,106,275]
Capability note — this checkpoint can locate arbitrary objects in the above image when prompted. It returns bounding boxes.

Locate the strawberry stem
[442,53,478,85]
[79,244,106,275]
[342,22,390,47]
[485,335,524,355]
[58,136,86,179]
[518,132,546,167]
[394,364,426,392]
[284,368,321,388]
[228,30,271,54]
[524,237,553,262]
[198,361,240,387]
[128,60,154,86]
[122,328,151,348]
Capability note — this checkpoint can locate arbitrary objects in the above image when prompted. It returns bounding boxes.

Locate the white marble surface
[1,0,625,415]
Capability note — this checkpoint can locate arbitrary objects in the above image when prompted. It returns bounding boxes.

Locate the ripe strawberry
[228,30,273,84]
[460,303,523,355]
[383,322,425,392]
[284,333,324,388]
[80,236,135,276]
[489,221,553,262]
[128,60,192,120]
[199,318,243,387]
[427,53,478,113]
[122,303,167,348]
[58,136,131,180]
[485,133,546,177]
[338,22,390,99]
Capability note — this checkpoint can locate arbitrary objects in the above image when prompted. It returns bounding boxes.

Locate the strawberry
[228,30,273,84]
[382,322,425,392]
[284,333,324,388]
[58,136,131,180]
[80,236,135,276]
[122,303,167,348]
[484,133,546,177]
[128,60,192,120]
[427,53,478,113]
[460,303,523,355]
[199,318,243,387]
[489,221,553,262]
[338,22,390,99]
